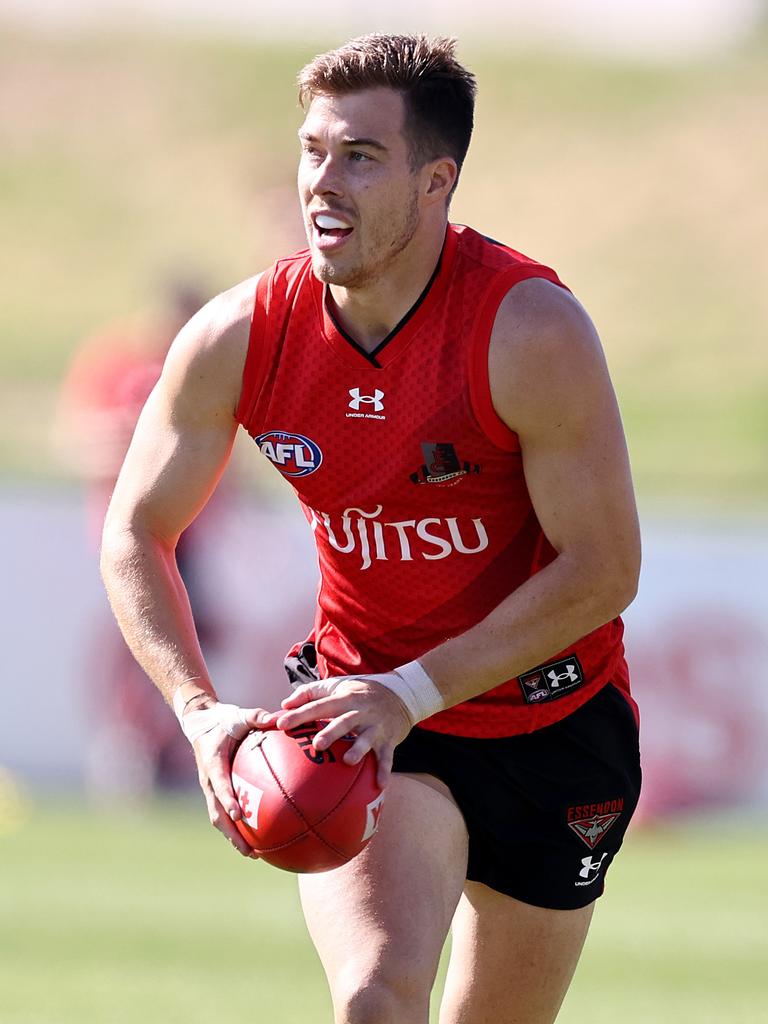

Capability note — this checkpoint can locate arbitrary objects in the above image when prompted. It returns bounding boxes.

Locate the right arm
[100,276,271,856]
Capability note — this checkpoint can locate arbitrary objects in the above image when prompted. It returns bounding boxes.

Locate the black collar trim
[325,248,444,368]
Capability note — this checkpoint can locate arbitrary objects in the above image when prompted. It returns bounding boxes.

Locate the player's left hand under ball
[276,676,414,789]
[178,697,276,857]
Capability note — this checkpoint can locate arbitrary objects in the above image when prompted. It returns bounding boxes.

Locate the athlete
[101,34,642,1024]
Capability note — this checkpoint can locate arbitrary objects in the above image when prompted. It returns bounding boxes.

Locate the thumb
[243,708,280,730]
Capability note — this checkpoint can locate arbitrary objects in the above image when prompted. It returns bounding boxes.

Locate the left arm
[277,279,640,783]
[420,278,640,698]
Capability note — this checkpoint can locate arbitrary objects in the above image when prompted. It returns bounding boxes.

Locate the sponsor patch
[518,655,585,704]
[566,797,624,849]
[410,442,481,486]
[254,430,323,477]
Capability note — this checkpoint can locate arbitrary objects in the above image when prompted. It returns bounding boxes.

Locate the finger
[313,710,359,751]
[375,745,394,790]
[341,729,374,766]
[276,695,355,731]
[280,681,337,709]
[242,708,280,730]
[202,782,254,856]
[206,755,241,821]
[215,804,255,857]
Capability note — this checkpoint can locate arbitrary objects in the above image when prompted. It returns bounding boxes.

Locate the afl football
[232,725,385,872]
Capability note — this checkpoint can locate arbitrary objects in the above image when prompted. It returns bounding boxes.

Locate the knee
[334,969,430,1024]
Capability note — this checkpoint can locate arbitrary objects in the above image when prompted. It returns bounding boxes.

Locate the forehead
[300,88,408,148]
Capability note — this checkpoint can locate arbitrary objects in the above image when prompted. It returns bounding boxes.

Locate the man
[101,34,641,1024]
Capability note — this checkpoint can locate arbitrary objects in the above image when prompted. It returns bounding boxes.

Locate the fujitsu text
[308,504,489,571]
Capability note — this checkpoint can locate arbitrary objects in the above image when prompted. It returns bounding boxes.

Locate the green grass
[1,27,767,505]
[1,799,766,1023]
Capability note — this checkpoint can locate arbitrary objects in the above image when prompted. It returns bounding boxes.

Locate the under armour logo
[578,853,607,879]
[547,664,579,688]
[349,388,384,412]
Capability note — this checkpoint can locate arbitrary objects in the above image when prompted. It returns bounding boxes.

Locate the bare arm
[100,276,269,854]
[278,278,640,781]
[420,278,640,697]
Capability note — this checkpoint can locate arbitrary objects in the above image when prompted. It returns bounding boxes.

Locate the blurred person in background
[57,282,225,796]
[100,34,642,1024]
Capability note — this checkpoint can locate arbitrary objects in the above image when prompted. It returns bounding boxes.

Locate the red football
[231,725,385,873]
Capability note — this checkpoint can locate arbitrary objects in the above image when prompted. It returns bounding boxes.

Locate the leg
[299,773,468,1024]
[439,881,594,1024]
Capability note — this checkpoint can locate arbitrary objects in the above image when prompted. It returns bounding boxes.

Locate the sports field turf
[1,798,766,1023]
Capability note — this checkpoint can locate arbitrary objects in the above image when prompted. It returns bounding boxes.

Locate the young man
[101,34,641,1024]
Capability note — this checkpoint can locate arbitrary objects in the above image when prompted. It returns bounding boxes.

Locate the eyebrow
[298,130,389,153]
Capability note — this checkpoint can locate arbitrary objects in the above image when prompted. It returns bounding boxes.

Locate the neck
[327,220,448,353]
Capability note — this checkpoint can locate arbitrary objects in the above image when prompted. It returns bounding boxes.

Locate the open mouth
[313,213,354,245]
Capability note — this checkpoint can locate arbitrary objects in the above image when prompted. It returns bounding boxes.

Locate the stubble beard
[310,188,421,290]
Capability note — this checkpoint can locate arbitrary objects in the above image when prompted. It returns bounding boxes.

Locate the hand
[275,675,414,789]
[180,697,278,857]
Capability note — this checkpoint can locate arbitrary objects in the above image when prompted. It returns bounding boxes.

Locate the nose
[308,154,343,199]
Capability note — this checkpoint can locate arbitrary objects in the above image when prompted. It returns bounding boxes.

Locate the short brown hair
[297,34,476,193]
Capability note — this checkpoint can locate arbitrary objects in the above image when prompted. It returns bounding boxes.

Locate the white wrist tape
[172,688,250,745]
[374,660,444,725]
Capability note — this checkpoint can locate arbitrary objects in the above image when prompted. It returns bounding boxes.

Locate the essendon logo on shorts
[518,655,584,704]
[566,798,624,849]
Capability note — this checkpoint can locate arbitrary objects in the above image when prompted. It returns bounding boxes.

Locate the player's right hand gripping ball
[231,725,385,872]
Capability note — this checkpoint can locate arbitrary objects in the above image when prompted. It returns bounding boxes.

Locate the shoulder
[160,275,261,420]
[488,278,612,435]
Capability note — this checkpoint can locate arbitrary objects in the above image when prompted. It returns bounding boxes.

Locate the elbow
[600,551,641,620]
[100,507,146,586]
[99,518,132,587]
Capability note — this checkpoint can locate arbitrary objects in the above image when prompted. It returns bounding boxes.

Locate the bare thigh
[299,773,469,1024]
[440,881,595,1024]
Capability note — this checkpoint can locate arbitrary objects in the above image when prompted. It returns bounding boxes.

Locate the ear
[423,157,458,204]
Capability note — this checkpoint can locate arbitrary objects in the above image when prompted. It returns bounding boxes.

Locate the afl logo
[254,430,323,477]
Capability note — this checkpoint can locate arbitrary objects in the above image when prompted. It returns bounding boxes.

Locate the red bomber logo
[566,798,624,849]
[307,504,489,571]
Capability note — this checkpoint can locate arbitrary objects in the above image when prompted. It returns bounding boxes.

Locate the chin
[311,253,366,288]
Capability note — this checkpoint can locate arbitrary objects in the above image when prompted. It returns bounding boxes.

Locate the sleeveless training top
[236,224,631,738]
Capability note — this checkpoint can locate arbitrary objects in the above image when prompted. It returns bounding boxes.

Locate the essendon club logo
[410,442,480,486]
[566,798,624,849]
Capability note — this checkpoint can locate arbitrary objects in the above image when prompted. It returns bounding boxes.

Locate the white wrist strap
[172,688,249,744]
[375,660,444,724]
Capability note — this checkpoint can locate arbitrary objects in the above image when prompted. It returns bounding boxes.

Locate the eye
[348,151,372,163]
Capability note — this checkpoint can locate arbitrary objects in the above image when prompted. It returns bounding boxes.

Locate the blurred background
[1,2,766,1022]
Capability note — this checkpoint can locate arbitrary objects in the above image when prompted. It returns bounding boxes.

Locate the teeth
[315,214,351,230]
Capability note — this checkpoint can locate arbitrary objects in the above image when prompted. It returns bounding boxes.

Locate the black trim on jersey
[324,247,444,367]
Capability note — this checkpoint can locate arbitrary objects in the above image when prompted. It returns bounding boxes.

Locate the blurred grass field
[1,26,767,506]
[1,798,766,1024]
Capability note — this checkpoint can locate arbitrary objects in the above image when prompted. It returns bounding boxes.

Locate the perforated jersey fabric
[236,224,632,737]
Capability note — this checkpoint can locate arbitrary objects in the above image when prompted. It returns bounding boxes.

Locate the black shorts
[391,683,642,911]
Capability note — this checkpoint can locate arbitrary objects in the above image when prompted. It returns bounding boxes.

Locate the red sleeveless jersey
[236,224,631,738]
